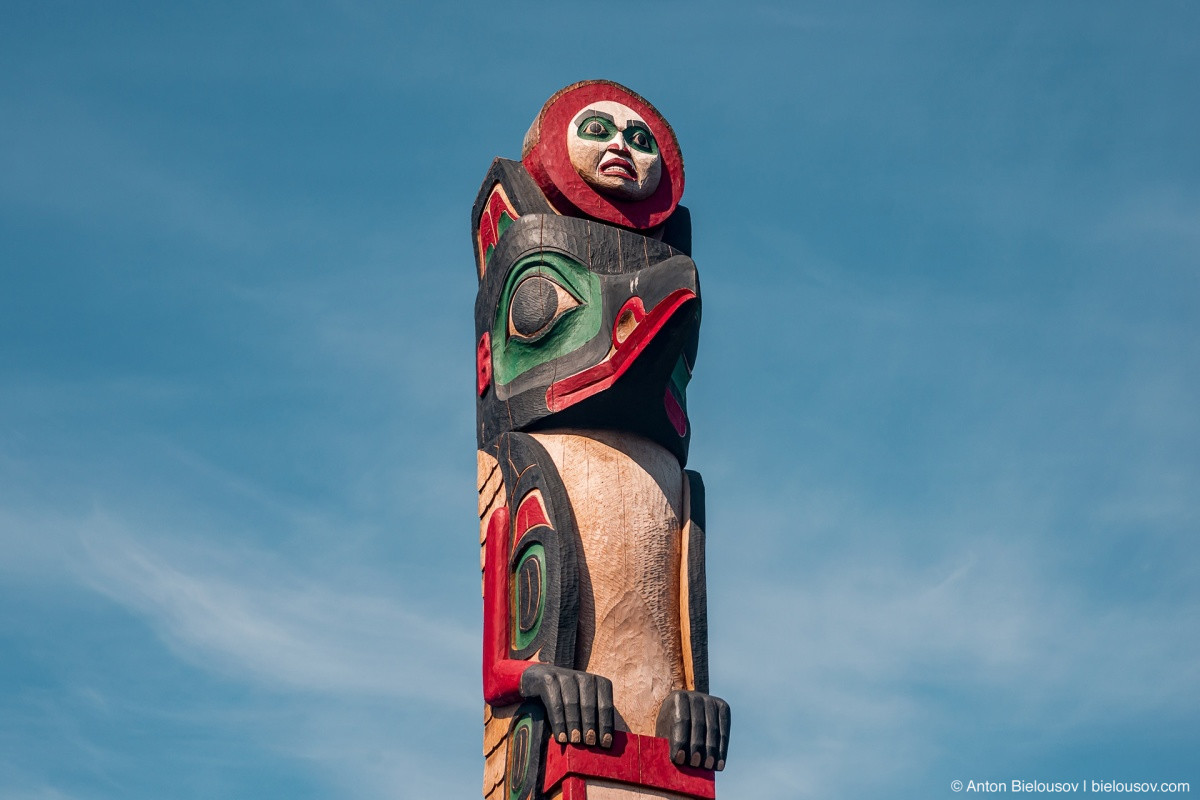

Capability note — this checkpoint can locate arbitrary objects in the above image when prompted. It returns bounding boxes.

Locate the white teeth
[600,159,634,178]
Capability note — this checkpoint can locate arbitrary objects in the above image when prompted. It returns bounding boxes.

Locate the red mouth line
[545,288,697,413]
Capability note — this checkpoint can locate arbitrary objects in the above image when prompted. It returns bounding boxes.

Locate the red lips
[599,156,636,180]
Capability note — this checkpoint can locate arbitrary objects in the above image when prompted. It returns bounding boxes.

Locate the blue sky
[2,2,1197,798]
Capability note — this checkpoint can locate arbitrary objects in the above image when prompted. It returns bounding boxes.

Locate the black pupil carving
[510,276,560,337]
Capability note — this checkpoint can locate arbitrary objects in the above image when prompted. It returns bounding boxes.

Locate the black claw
[688,692,705,767]
[597,677,615,747]
[579,672,597,746]
[560,671,581,740]
[717,697,731,766]
[656,689,732,772]
[703,694,720,769]
[519,664,615,750]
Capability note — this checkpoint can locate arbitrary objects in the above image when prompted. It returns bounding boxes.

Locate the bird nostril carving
[615,309,638,344]
[613,297,647,347]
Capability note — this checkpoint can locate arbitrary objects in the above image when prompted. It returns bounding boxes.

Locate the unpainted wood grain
[478,450,504,522]
[482,725,508,797]
[530,430,685,736]
[586,779,691,800]
[483,703,515,756]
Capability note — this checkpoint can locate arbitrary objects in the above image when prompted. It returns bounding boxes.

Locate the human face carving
[566,101,662,201]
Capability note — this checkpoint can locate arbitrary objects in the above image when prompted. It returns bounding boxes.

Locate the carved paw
[520,664,616,748]
[655,690,731,770]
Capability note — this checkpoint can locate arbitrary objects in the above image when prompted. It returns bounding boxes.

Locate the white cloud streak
[710,517,1199,798]
[73,515,476,708]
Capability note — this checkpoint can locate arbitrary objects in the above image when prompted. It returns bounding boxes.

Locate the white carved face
[566,101,662,201]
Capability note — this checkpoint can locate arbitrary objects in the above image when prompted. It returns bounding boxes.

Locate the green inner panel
[668,353,691,411]
[497,211,514,237]
[491,252,601,386]
[511,543,546,651]
[507,714,534,800]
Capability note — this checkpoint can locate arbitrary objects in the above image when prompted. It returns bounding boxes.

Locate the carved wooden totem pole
[474,80,730,800]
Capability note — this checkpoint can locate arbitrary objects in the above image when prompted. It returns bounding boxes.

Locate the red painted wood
[663,386,687,437]
[639,735,716,799]
[514,490,551,540]
[488,187,516,228]
[543,730,639,792]
[477,185,520,270]
[481,506,528,704]
[477,332,492,397]
[559,776,588,800]
[542,731,715,799]
[611,296,647,349]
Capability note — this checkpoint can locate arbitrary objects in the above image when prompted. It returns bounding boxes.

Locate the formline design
[473,80,731,800]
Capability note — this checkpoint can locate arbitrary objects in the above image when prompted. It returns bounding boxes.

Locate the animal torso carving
[534,430,685,735]
[474,81,729,800]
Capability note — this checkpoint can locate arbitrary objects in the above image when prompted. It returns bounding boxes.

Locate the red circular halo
[522,80,685,230]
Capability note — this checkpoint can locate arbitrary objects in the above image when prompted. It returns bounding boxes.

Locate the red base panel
[543,731,716,799]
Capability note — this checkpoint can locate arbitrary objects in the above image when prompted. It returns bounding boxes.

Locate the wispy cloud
[0,781,85,800]
[709,503,1199,797]
[0,495,484,799]
[73,514,475,707]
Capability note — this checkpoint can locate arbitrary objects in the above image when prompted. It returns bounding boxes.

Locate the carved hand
[520,663,616,748]
[655,690,731,770]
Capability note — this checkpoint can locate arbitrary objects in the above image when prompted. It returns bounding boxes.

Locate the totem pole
[474,80,730,800]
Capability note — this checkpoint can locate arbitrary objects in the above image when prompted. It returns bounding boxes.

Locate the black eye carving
[624,125,657,154]
[508,275,579,340]
[577,116,616,141]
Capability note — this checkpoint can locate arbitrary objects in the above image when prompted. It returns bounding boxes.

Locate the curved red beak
[545,288,698,413]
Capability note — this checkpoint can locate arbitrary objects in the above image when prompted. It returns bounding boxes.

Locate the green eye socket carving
[623,125,657,155]
[577,116,617,141]
[492,252,602,386]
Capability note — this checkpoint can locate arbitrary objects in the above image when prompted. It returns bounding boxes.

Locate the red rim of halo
[522,80,684,230]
